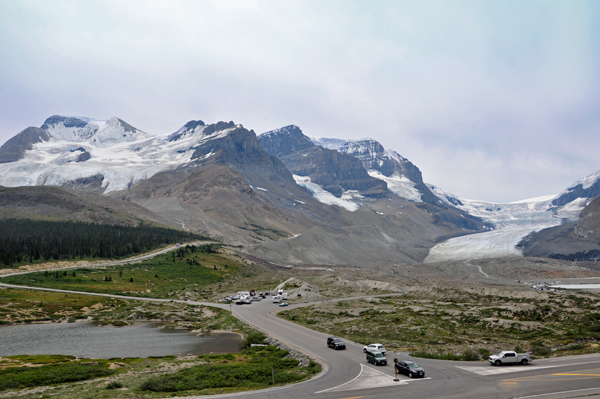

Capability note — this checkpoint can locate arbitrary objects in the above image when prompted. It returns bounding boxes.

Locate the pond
[0,321,240,358]
[551,284,600,290]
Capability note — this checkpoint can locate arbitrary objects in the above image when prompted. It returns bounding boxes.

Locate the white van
[282,292,288,300]
[278,289,283,295]
[273,295,282,303]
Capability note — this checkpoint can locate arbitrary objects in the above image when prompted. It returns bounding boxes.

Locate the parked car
[327,337,346,350]
[489,351,532,366]
[279,302,289,307]
[235,299,244,305]
[363,343,386,354]
[395,360,425,378]
[366,350,387,366]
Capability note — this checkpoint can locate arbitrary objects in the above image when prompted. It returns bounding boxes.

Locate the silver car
[363,343,386,354]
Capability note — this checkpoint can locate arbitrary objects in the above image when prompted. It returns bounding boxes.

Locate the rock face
[0,127,49,163]
[0,185,172,227]
[258,125,314,158]
[575,197,600,240]
[259,126,390,199]
[333,138,442,205]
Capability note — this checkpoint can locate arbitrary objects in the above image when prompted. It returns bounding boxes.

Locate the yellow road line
[503,368,600,383]
[256,311,323,341]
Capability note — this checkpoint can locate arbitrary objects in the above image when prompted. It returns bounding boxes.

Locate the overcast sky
[1,0,598,203]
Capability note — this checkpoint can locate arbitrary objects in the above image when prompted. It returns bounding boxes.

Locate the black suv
[327,337,346,350]
[395,360,425,378]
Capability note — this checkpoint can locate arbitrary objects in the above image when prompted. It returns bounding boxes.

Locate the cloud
[0,0,598,202]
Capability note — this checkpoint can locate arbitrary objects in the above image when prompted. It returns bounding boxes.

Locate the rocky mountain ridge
[1,115,599,266]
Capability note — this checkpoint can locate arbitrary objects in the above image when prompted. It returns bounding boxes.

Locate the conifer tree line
[0,219,207,267]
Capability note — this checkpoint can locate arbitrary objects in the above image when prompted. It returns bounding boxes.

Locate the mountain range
[0,115,599,267]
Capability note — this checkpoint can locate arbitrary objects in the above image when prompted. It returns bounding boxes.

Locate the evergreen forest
[0,219,207,267]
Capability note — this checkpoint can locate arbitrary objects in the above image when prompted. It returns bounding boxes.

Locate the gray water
[551,284,600,290]
[0,321,240,358]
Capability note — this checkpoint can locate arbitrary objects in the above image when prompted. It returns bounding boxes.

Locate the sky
[0,0,599,203]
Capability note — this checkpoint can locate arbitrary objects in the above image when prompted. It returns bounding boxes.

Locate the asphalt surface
[205,299,600,399]
[3,261,600,398]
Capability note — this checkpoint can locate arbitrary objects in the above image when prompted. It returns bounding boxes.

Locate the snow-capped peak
[259,125,301,139]
[40,115,152,148]
[562,169,600,192]
[41,115,107,142]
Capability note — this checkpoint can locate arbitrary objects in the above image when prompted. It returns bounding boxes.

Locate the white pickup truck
[489,351,532,366]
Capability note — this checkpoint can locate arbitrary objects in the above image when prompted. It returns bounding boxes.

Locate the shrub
[0,362,114,391]
[239,331,267,349]
[106,381,123,389]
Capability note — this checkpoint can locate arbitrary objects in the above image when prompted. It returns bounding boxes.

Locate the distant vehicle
[366,350,387,366]
[395,360,425,378]
[259,295,266,299]
[273,295,282,303]
[235,300,244,305]
[489,351,532,366]
[327,337,346,350]
[282,292,288,300]
[279,302,289,307]
[278,289,283,295]
[363,343,386,354]
[252,296,261,301]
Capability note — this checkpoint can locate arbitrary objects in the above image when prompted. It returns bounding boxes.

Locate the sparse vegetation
[3,244,240,299]
[0,357,115,391]
[279,286,600,360]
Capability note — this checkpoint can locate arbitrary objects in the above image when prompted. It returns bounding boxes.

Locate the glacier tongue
[425,184,591,262]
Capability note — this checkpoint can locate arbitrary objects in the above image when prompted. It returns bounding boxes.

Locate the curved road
[2,271,600,398]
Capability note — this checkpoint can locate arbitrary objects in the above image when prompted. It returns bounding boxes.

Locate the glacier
[0,116,239,193]
[425,184,591,262]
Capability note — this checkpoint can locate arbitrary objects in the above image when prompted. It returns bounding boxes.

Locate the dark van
[366,350,387,365]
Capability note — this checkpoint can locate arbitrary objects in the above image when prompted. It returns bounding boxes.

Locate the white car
[363,343,386,354]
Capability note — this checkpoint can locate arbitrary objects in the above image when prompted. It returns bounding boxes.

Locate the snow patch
[368,170,422,202]
[293,175,362,212]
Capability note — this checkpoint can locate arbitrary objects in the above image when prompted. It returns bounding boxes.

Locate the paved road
[3,272,600,398]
